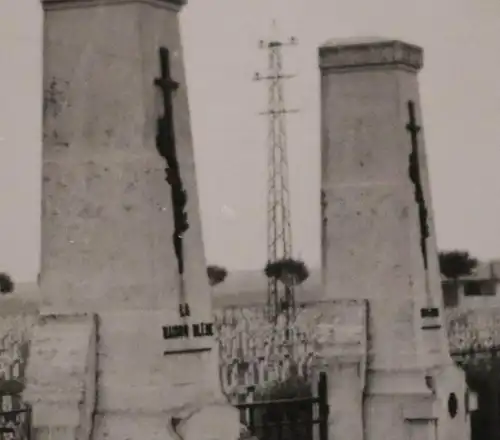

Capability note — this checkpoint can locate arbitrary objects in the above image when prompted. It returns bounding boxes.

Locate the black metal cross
[406,100,429,269]
[154,46,189,275]
[406,101,421,149]
[155,47,179,121]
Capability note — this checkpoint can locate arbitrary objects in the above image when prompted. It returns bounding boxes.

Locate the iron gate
[0,406,31,440]
[452,346,500,440]
[236,372,329,440]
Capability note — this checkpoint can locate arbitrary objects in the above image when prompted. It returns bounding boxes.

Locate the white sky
[1,0,499,282]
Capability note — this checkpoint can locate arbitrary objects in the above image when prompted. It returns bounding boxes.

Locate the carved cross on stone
[320,189,328,272]
[154,46,189,275]
[320,190,327,225]
[406,100,429,270]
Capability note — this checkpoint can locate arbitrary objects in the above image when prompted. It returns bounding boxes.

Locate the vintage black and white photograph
[0,1,499,440]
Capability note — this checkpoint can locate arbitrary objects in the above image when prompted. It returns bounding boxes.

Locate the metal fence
[236,372,329,440]
[452,346,500,440]
[0,405,31,440]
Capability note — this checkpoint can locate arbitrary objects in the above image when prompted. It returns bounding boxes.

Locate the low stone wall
[214,300,367,399]
[23,313,97,440]
[0,316,35,383]
[445,307,500,352]
[0,298,38,415]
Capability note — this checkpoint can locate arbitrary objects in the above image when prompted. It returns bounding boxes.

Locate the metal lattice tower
[254,27,298,324]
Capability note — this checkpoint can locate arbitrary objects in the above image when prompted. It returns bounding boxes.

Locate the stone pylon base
[428,362,472,440]
[23,311,241,440]
[322,351,471,440]
[364,365,470,440]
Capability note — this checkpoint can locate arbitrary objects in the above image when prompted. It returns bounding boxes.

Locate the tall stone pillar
[319,37,471,440]
[23,1,239,440]
[40,0,208,315]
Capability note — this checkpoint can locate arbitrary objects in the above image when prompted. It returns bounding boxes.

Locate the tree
[0,379,24,395]
[264,258,309,288]
[438,250,478,279]
[264,258,310,313]
[207,265,228,287]
[0,272,14,294]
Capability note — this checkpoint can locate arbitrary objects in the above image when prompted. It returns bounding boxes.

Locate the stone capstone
[319,38,423,71]
[40,0,187,11]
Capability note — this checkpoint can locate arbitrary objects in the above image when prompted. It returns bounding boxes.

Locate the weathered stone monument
[319,37,472,440]
[21,1,239,439]
[1,15,478,440]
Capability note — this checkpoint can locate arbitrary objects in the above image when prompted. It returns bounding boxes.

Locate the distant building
[441,259,500,309]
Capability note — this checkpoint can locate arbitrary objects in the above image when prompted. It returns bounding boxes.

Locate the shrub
[0,273,14,294]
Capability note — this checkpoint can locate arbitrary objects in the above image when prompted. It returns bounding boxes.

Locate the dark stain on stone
[125,182,136,193]
[78,204,103,219]
[320,190,327,221]
[321,190,328,271]
[43,78,68,119]
[359,160,364,167]
[408,276,414,288]
[171,418,182,432]
[320,187,328,268]
[123,204,133,212]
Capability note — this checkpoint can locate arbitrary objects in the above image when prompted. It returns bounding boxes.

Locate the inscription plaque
[163,315,214,355]
[163,322,214,340]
